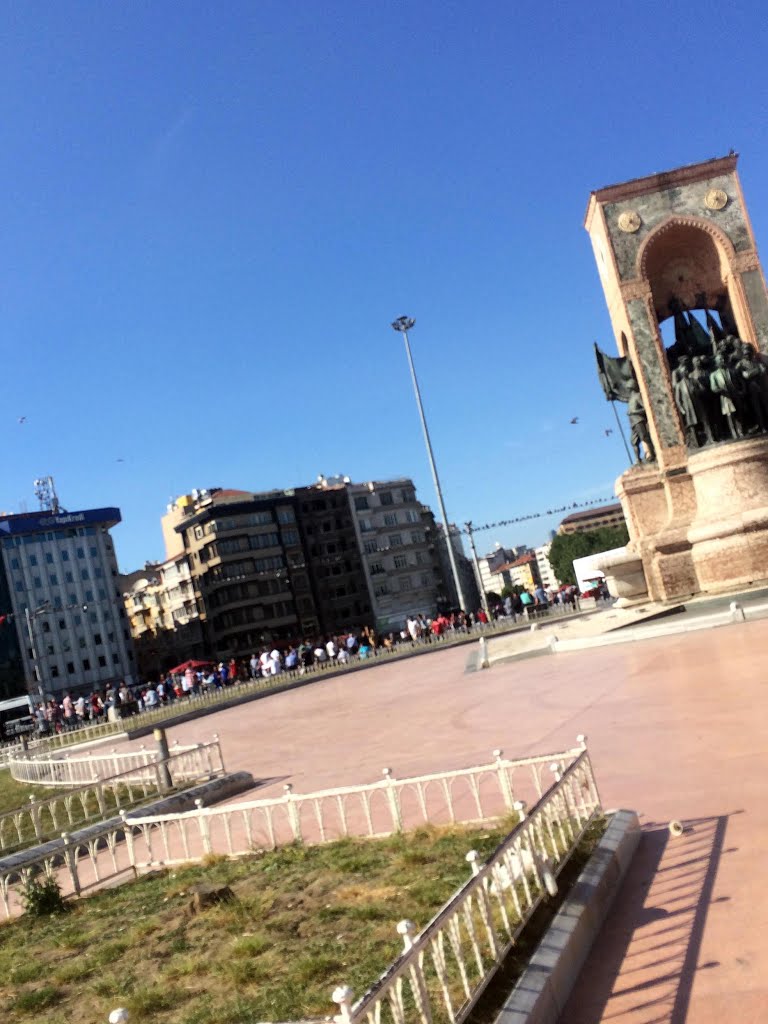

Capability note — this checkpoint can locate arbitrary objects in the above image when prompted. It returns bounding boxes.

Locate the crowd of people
[27,589,588,736]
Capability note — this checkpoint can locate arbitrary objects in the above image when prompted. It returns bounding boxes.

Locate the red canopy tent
[167,659,213,675]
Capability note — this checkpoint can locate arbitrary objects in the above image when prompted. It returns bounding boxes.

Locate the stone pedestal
[616,437,768,601]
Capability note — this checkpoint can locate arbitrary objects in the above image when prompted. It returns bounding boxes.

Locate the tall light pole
[391,316,468,612]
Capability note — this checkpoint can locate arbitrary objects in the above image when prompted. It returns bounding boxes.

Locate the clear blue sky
[3,1,768,570]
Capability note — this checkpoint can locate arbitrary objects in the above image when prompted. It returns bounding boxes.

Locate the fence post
[493,749,514,812]
[119,809,138,876]
[397,920,432,1023]
[61,832,81,896]
[283,785,302,842]
[93,775,106,816]
[382,768,402,832]
[332,985,354,1024]
[478,636,489,669]
[465,849,480,878]
[194,798,212,855]
[153,728,173,791]
[28,796,43,840]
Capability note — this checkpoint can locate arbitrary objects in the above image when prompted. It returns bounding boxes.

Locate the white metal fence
[123,738,587,865]
[0,738,592,922]
[0,741,225,856]
[332,749,601,1024]
[6,738,222,787]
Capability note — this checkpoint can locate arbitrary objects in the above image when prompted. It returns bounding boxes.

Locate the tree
[548,526,629,587]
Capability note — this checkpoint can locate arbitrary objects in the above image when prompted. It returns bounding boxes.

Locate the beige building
[534,543,560,589]
[558,503,626,535]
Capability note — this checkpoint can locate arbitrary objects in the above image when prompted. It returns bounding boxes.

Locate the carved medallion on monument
[704,188,728,211]
[618,210,641,233]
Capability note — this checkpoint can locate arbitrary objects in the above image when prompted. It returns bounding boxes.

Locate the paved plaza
[130,619,768,1022]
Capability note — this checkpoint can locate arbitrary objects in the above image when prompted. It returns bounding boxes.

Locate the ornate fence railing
[331,749,601,1024]
[124,738,588,865]
[0,737,592,921]
[5,739,220,787]
[0,741,225,857]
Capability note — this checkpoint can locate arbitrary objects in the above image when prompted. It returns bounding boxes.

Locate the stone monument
[585,154,768,601]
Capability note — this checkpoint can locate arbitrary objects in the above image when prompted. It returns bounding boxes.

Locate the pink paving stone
[95,619,768,1020]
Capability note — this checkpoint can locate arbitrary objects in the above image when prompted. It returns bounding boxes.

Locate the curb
[496,809,641,1024]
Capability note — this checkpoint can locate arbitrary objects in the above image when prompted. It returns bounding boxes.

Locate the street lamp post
[391,316,468,613]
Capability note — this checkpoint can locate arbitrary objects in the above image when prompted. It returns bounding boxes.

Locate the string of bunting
[456,496,615,535]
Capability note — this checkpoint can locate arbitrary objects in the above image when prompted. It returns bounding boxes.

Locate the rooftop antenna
[33,476,62,513]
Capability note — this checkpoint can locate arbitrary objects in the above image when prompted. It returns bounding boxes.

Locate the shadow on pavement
[560,811,734,1023]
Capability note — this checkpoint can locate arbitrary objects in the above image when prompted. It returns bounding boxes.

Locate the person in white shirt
[336,647,349,665]
[326,638,337,661]
[269,649,282,675]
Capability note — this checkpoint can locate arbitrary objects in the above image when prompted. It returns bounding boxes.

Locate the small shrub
[21,875,67,916]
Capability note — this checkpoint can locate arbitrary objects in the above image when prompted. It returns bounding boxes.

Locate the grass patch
[0,822,511,1024]
[0,770,60,816]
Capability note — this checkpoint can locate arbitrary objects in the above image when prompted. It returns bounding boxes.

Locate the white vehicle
[0,695,35,739]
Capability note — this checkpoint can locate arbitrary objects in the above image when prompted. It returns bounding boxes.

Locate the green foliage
[10,986,61,1013]
[21,874,67,917]
[548,526,629,587]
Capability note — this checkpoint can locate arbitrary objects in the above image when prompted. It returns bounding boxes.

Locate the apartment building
[347,479,440,631]
[165,489,310,657]
[0,507,136,698]
[558,503,626,535]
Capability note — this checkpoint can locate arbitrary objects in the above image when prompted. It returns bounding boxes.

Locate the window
[405,509,420,524]
[10,558,19,570]
[14,581,23,592]
[369,562,385,576]
[66,662,75,675]
[354,496,369,511]
[45,552,54,564]
[421,573,431,587]
[282,529,299,546]
[411,531,423,545]
[73,613,81,626]
[29,555,38,567]
[389,534,403,548]
[400,577,413,591]
[82,658,91,671]
[76,547,85,559]
[394,555,408,569]
[41,621,51,633]
[94,633,102,645]
[98,655,107,668]
[277,507,295,524]
[194,526,204,540]
[58,619,65,630]
[373,583,389,597]
[383,513,397,527]
[90,546,98,557]
[359,518,374,533]
[85,590,94,603]
[113,653,120,664]
[402,488,416,503]
[62,550,69,562]
[51,665,59,678]
[363,539,378,555]
[33,576,42,588]
[79,637,87,649]
[53,596,62,610]
[81,569,89,581]
[94,567,103,578]
[65,571,74,584]
[98,588,106,600]
[49,574,58,585]
[380,491,394,506]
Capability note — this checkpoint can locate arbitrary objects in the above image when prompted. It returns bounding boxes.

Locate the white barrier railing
[125,738,588,866]
[332,749,601,1024]
[0,741,225,856]
[6,739,219,787]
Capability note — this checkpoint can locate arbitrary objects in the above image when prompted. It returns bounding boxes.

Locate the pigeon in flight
[18,416,26,424]
[604,428,613,437]
[570,417,579,425]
